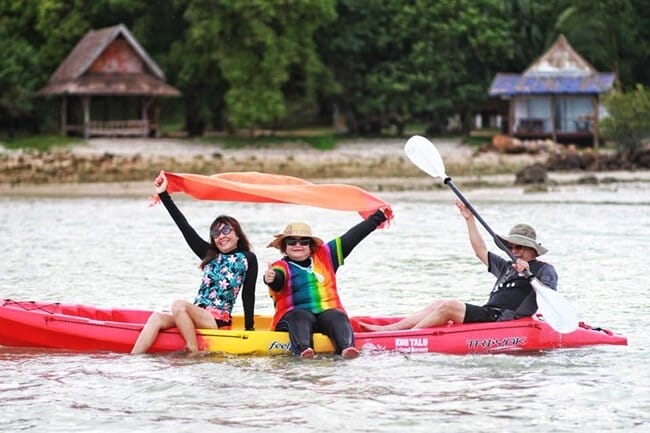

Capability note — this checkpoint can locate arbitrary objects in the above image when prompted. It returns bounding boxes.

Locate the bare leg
[171,300,219,353]
[412,300,466,329]
[359,300,446,331]
[131,311,175,354]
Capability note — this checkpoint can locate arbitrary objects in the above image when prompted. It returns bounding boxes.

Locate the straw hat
[496,223,548,256]
[267,222,324,249]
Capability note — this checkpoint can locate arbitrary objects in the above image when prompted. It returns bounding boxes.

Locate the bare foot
[185,347,203,358]
[300,348,315,359]
[341,347,360,359]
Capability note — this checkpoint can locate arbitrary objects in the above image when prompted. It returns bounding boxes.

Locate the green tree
[3,0,650,139]
[0,1,45,136]
[33,0,93,74]
[0,31,41,136]
[600,84,650,152]
[555,0,650,90]
[317,0,513,135]
[502,0,572,71]
[179,0,337,133]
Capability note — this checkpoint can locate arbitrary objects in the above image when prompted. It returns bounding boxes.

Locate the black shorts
[463,304,504,323]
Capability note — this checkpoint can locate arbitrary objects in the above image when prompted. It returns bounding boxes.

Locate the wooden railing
[516,118,546,133]
[87,120,149,137]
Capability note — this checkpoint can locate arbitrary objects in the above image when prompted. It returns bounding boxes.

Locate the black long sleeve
[240,251,258,330]
[339,210,387,258]
[159,191,209,258]
[160,191,257,330]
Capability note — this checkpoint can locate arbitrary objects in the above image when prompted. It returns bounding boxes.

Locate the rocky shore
[1,137,649,197]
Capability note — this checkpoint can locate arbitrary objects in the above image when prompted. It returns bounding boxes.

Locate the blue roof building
[488,35,616,147]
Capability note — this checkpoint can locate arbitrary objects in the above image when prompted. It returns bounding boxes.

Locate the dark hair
[200,215,252,269]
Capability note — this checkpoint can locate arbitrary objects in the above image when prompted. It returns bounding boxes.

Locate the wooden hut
[488,35,615,147]
[37,24,181,138]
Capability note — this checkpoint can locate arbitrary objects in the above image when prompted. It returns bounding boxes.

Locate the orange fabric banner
[157,171,393,221]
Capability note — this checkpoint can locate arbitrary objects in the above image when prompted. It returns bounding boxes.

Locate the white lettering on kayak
[394,337,429,353]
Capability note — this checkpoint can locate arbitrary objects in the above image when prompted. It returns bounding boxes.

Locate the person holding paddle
[264,210,388,359]
[131,172,258,354]
[359,199,558,331]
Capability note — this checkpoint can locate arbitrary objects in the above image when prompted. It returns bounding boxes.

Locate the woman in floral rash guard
[131,173,257,354]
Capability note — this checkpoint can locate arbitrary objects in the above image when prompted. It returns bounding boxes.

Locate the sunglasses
[210,225,233,238]
[507,243,524,251]
[285,237,311,246]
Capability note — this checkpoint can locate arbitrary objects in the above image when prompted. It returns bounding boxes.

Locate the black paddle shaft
[444,177,519,264]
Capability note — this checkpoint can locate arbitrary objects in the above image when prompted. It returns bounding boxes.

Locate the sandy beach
[1,137,649,197]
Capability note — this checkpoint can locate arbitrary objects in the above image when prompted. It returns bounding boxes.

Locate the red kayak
[0,299,627,355]
[350,315,627,354]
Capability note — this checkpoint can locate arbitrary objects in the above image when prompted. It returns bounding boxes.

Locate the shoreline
[2,137,649,197]
[2,171,649,198]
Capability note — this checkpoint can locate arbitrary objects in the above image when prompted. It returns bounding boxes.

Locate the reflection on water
[1,183,649,433]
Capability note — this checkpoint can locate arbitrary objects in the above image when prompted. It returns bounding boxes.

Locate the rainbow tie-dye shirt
[269,239,345,328]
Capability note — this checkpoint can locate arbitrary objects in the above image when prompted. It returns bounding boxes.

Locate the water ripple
[1,186,649,433]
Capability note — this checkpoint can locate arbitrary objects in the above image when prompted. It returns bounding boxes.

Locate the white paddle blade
[404,135,447,179]
[531,279,579,333]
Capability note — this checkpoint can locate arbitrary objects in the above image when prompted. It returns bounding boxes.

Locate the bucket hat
[496,223,548,256]
[267,222,324,249]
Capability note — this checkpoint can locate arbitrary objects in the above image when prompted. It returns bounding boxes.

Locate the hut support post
[61,96,67,136]
[508,97,514,135]
[151,99,160,138]
[551,95,557,143]
[82,96,90,140]
[592,95,600,150]
[142,98,153,137]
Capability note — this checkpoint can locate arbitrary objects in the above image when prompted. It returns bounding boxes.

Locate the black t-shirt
[485,251,558,317]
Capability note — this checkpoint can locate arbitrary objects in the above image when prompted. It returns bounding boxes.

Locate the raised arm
[339,209,387,257]
[156,173,209,259]
[456,199,488,266]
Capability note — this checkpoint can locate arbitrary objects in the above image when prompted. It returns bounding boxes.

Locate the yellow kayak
[198,314,335,355]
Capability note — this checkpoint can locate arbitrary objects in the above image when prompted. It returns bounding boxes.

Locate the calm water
[1,181,649,433]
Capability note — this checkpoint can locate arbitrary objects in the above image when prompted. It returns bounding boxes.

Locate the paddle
[404,135,579,333]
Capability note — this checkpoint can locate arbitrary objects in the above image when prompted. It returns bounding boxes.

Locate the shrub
[600,84,650,153]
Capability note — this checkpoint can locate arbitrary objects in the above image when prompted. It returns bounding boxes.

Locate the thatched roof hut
[38,23,181,138]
